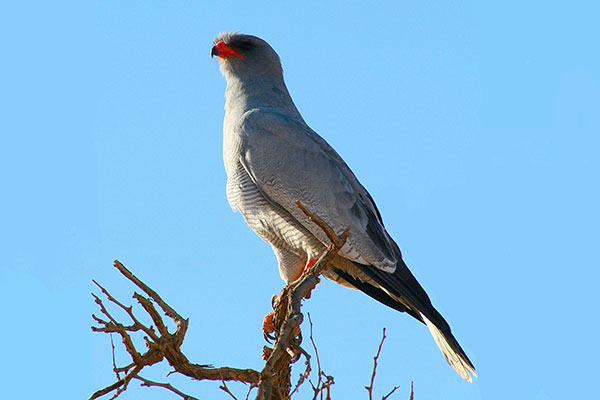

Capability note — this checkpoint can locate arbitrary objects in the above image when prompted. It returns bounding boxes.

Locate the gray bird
[212,32,476,382]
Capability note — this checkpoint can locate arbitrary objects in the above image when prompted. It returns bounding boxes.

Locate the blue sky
[1,1,598,399]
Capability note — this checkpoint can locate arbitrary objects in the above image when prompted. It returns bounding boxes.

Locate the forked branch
[90,261,260,400]
[91,202,349,400]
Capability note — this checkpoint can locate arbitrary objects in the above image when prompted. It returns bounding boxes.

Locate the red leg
[304,257,316,271]
[290,256,317,282]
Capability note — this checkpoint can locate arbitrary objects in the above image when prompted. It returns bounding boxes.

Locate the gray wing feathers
[238,108,397,272]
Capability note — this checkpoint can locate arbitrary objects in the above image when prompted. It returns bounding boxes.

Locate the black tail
[332,257,476,382]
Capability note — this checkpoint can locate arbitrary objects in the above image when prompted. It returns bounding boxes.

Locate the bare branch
[110,334,120,380]
[219,379,240,400]
[245,384,256,400]
[112,260,183,323]
[305,313,333,400]
[307,314,322,392]
[93,279,160,342]
[92,202,349,400]
[91,261,261,400]
[93,365,143,400]
[381,385,399,400]
[365,328,387,400]
[133,375,198,400]
[90,379,127,400]
[256,202,348,400]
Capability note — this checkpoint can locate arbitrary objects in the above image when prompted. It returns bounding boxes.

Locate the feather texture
[214,31,476,381]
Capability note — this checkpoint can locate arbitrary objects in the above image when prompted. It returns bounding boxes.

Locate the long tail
[419,312,477,382]
[331,259,476,382]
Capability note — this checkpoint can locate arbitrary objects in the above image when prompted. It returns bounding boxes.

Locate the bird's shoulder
[238,108,352,169]
[238,107,386,224]
[237,107,310,143]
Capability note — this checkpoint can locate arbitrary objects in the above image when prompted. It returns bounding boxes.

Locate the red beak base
[211,41,244,59]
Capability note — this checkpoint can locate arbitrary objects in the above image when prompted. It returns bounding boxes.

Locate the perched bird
[211,32,476,382]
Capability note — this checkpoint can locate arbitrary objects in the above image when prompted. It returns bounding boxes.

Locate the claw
[262,310,277,343]
[262,311,275,333]
[263,331,276,343]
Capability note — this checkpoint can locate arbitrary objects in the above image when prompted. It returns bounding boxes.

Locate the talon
[263,331,275,343]
[262,311,275,333]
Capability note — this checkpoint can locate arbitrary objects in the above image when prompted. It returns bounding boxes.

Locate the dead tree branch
[91,202,350,400]
[133,375,199,400]
[364,328,401,400]
[365,328,387,400]
[91,202,410,399]
[90,261,260,400]
[90,202,360,400]
[256,201,350,399]
[306,313,334,400]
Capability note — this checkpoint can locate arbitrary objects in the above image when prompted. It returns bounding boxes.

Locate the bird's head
[211,32,283,79]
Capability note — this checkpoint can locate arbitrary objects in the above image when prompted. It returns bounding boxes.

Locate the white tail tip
[420,312,477,382]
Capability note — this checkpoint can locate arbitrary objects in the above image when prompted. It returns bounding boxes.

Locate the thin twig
[91,292,145,365]
[308,314,322,382]
[288,345,312,399]
[365,328,387,400]
[107,364,143,400]
[244,384,256,400]
[219,379,240,400]
[134,375,198,400]
[112,260,183,323]
[304,313,334,400]
[307,313,323,400]
[382,385,399,400]
[91,261,261,400]
[110,334,120,380]
[93,279,160,342]
[90,379,126,400]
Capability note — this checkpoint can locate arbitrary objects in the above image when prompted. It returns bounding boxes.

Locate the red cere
[215,41,244,59]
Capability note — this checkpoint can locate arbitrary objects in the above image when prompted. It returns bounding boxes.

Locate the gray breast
[226,161,322,257]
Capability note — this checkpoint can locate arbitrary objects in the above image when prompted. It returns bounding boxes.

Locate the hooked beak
[211,41,244,59]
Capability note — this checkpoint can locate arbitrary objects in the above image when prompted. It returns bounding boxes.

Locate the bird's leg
[303,257,316,273]
[262,295,278,341]
[290,257,316,283]
[262,312,302,339]
[262,311,276,336]
[262,256,316,358]
[262,256,311,342]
